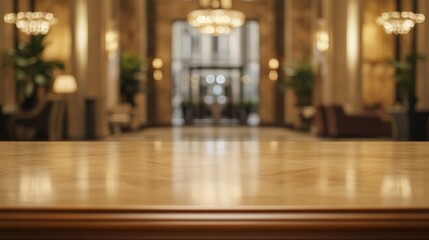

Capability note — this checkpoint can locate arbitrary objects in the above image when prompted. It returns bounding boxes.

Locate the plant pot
[391,111,429,141]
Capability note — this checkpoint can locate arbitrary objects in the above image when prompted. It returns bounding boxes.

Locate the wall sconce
[153,70,163,81]
[316,30,329,52]
[152,58,163,69]
[152,58,163,81]
[105,30,119,54]
[268,58,280,70]
[269,70,278,81]
[268,58,279,81]
[316,19,329,53]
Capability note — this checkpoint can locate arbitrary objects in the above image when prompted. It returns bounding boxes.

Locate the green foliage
[282,58,314,106]
[1,35,65,103]
[241,99,259,109]
[389,53,425,101]
[120,52,145,106]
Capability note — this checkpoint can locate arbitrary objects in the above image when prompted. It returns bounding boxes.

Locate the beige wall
[361,0,429,111]
[119,0,144,54]
[361,0,395,109]
[37,0,71,72]
[0,1,15,111]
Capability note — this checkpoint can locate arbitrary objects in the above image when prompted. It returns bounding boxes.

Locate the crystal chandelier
[188,0,245,35]
[3,12,57,35]
[376,11,425,34]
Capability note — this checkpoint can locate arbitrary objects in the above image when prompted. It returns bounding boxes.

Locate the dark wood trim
[395,0,402,62]
[411,0,418,100]
[1,208,429,239]
[29,0,35,11]
[12,0,19,49]
[394,0,402,102]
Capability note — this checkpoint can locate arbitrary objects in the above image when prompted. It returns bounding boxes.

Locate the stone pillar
[323,0,362,112]
[69,0,88,139]
[70,0,120,139]
[346,0,363,112]
[0,1,16,112]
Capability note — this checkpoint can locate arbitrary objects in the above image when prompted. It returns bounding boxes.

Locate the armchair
[324,105,385,138]
[9,94,65,140]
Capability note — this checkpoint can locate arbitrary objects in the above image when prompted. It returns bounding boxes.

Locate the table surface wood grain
[1,141,429,239]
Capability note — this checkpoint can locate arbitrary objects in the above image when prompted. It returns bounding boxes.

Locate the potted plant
[180,99,198,125]
[119,52,145,106]
[1,35,65,109]
[389,53,425,111]
[388,53,428,141]
[282,58,315,107]
[282,58,315,130]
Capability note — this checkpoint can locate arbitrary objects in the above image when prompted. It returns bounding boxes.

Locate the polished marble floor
[104,127,321,142]
[0,133,428,209]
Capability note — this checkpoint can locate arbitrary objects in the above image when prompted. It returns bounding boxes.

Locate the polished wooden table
[1,142,429,239]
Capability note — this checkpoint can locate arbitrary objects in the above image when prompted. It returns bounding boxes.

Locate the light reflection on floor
[104,127,321,142]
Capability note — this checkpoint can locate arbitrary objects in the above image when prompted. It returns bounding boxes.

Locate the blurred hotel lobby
[1,0,429,239]
[0,0,428,141]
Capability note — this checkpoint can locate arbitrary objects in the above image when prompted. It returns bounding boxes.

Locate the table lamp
[53,75,77,94]
[53,75,77,140]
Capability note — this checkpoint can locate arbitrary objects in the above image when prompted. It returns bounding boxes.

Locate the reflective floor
[104,127,320,142]
[0,137,428,209]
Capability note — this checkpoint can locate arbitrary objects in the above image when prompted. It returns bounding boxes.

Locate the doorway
[171,21,260,126]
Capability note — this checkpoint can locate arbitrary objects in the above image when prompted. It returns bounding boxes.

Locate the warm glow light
[316,30,329,52]
[241,75,251,84]
[188,0,245,36]
[53,75,77,94]
[105,30,119,53]
[269,70,278,81]
[3,12,57,35]
[154,70,163,81]
[268,58,280,69]
[152,58,163,69]
[377,11,425,34]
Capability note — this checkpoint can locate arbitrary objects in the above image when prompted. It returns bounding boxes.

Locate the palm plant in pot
[1,35,65,110]
[282,58,314,107]
[388,53,427,140]
[119,52,145,106]
[389,53,425,112]
[282,58,315,130]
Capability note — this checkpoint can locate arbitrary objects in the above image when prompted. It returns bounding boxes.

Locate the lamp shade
[53,75,77,93]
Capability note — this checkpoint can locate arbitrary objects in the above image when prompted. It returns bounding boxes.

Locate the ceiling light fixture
[4,11,57,35]
[376,11,425,34]
[188,0,245,36]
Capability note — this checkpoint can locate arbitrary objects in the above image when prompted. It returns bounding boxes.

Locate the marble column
[0,1,15,112]
[69,0,120,139]
[322,0,363,113]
